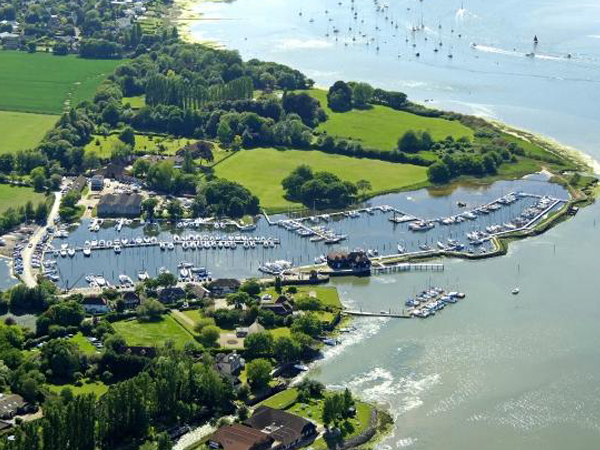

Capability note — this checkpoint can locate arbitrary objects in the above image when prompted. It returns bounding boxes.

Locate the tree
[156,272,177,287]
[427,161,451,184]
[133,158,151,178]
[351,82,374,109]
[356,179,372,198]
[226,291,252,310]
[327,81,353,112]
[199,325,220,347]
[246,358,272,391]
[273,336,300,364]
[240,279,261,297]
[167,200,184,220]
[136,299,165,321]
[119,126,136,147]
[398,130,420,153]
[141,198,158,220]
[31,167,46,192]
[244,331,274,359]
[42,339,82,382]
[291,313,322,338]
[182,149,196,174]
[157,432,172,450]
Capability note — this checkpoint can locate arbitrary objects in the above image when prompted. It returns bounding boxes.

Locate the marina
[20,176,569,289]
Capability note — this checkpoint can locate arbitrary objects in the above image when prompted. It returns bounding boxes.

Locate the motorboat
[83,247,91,257]
[138,270,149,281]
[512,287,520,295]
[114,245,122,254]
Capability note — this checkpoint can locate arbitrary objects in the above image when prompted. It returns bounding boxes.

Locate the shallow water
[0,257,17,291]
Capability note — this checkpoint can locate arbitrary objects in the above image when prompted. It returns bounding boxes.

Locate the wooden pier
[343,310,411,319]
[371,262,444,274]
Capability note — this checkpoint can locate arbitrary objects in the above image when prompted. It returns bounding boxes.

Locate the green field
[85,133,194,158]
[262,286,342,310]
[0,111,58,154]
[307,89,474,151]
[112,315,194,349]
[0,184,47,214]
[214,147,428,211]
[68,332,99,355]
[0,51,123,114]
[47,379,108,397]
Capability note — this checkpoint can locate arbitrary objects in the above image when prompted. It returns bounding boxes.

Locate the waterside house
[207,279,241,297]
[157,286,186,303]
[81,296,110,314]
[243,406,318,450]
[214,352,244,385]
[121,290,141,309]
[326,250,371,275]
[97,193,143,218]
[209,423,274,450]
[260,296,293,316]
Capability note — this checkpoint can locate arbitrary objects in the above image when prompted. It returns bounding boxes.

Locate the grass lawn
[112,315,194,349]
[0,184,47,214]
[307,89,474,150]
[214,147,428,211]
[122,95,146,109]
[0,51,123,114]
[258,388,298,409]
[263,286,342,310]
[46,379,109,397]
[85,133,194,158]
[0,111,58,155]
[68,332,99,355]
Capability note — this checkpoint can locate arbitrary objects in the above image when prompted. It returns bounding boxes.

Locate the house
[70,175,87,193]
[214,352,244,384]
[0,32,19,50]
[260,297,293,316]
[90,174,105,191]
[185,283,210,300]
[121,290,140,309]
[236,320,264,338]
[244,406,317,450]
[157,286,186,303]
[208,423,274,450]
[81,296,110,314]
[207,279,241,297]
[0,394,29,420]
[97,193,143,218]
[326,250,371,274]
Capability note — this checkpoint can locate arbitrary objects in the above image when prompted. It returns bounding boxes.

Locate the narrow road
[21,192,62,288]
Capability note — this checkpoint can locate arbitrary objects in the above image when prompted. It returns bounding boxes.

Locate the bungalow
[207,279,241,297]
[81,296,110,314]
[244,406,317,450]
[97,193,143,218]
[208,423,274,450]
[157,286,186,303]
[0,394,29,420]
[185,283,210,300]
[236,320,265,338]
[90,174,105,191]
[326,250,371,274]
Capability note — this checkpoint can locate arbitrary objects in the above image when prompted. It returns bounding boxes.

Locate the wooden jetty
[343,310,411,319]
[371,262,444,274]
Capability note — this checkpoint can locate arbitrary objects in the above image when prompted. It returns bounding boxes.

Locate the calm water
[54,177,564,288]
[0,258,17,291]
[188,0,600,448]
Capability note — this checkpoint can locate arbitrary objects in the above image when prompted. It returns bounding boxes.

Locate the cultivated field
[307,89,474,150]
[0,51,123,114]
[0,184,47,214]
[0,110,58,154]
[214,148,429,210]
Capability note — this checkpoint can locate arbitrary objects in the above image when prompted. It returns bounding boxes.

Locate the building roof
[122,290,140,303]
[210,423,273,450]
[158,286,186,303]
[98,193,143,209]
[244,406,316,446]
[81,296,108,306]
[208,279,241,290]
[0,394,26,417]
